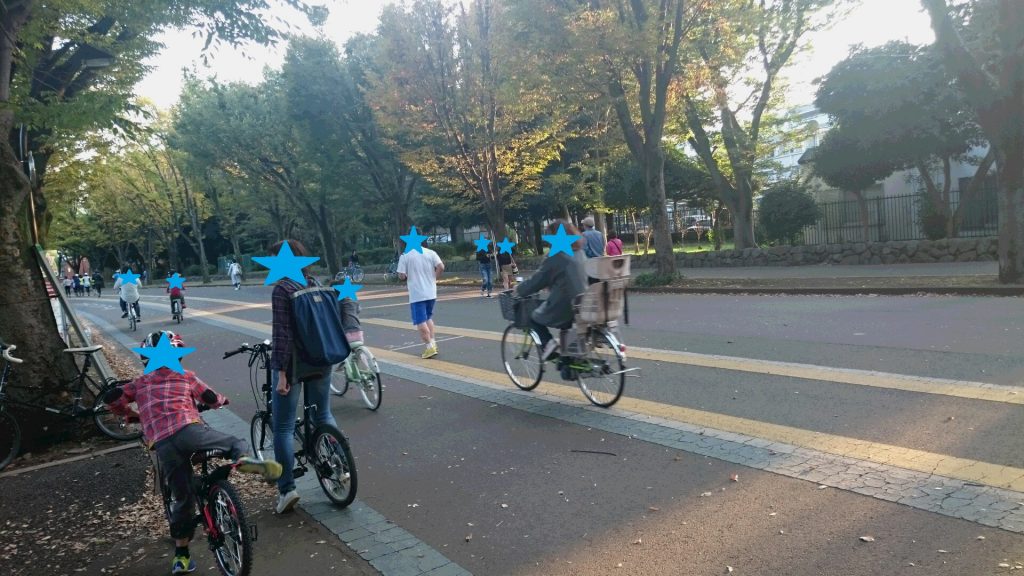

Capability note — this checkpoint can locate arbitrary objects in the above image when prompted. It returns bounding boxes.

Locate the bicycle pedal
[292,466,307,478]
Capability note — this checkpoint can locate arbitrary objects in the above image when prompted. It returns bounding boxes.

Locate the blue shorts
[410,299,436,326]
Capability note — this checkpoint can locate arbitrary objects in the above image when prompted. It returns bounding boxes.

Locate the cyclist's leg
[119,297,127,314]
[529,318,553,347]
[132,301,141,318]
[307,372,338,429]
[155,437,196,544]
[271,372,301,495]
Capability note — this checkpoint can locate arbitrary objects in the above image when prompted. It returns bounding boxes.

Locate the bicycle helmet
[139,331,184,359]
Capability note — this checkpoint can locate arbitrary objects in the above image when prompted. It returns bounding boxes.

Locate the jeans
[479,264,493,294]
[119,298,140,317]
[271,370,337,494]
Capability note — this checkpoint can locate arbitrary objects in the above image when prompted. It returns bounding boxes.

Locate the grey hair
[582,216,595,228]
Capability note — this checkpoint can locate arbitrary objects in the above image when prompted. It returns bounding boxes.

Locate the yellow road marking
[361,318,1024,406]
[131,300,1024,492]
[373,347,1024,492]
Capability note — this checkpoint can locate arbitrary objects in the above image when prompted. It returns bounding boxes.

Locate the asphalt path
[70,285,1024,575]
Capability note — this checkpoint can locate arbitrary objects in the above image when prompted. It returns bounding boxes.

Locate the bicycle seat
[63,345,103,355]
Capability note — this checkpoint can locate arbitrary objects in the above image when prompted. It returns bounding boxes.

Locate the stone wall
[649,236,998,269]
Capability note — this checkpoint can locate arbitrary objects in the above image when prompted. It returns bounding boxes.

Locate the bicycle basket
[498,292,541,329]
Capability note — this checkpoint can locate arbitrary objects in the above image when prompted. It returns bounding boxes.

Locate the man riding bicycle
[514,220,588,361]
[113,267,141,320]
[105,331,282,574]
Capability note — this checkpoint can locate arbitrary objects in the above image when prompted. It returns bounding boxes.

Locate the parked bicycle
[150,420,255,576]
[329,345,383,411]
[0,340,143,471]
[498,257,638,408]
[334,264,364,284]
[224,342,357,507]
[383,256,401,283]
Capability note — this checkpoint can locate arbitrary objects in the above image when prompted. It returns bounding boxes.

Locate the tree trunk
[182,179,211,283]
[642,146,675,275]
[531,218,543,255]
[854,191,871,242]
[998,149,1024,283]
[630,211,641,254]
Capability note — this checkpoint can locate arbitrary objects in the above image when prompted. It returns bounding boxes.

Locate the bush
[758,181,820,245]
[184,264,207,277]
[359,247,397,265]
[431,243,456,260]
[633,272,681,287]
[917,193,949,240]
[453,241,477,260]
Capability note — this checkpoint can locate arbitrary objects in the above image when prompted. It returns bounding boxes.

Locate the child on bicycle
[167,277,186,315]
[339,297,364,381]
[105,331,282,575]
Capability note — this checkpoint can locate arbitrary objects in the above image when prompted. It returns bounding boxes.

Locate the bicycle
[0,341,143,471]
[383,257,400,283]
[334,264,364,284]
[172,298,184,324]
[498,279,638,408]
[127,299,140,331]
[224,342,357,507]
[329,345,383,410]
[150,418,255,576]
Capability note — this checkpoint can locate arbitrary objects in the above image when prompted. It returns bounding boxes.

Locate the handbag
[510,258,519,275]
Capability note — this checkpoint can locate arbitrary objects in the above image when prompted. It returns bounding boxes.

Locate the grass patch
[622,242,735,256]
[632,271,682,287]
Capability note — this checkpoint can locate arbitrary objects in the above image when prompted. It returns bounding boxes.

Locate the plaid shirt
[270,278,309,373]
[108,368,228,444]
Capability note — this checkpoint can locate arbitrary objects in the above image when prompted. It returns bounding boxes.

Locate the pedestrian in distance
[397,243,445,359]
[497,247,517,290]
[73,274,83,297]
[266,239,348,514]
[476,240,494,298]
[227,259,243,291]
[515,220,588,361]
[62,276,72,297]
[606,230,624,256]
[581,216,605,258]
[82,273,92,296]
[93,273,104,297]
[105,330,282,575]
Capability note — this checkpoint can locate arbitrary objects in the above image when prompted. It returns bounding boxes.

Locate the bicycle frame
[0,352,103,416]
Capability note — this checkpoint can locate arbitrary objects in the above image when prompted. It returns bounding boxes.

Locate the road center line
[360,318,1024,406]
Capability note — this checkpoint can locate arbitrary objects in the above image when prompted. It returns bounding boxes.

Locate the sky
[135,0,937,111]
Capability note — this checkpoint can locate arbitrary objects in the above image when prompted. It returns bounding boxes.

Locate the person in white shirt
[227,260,243,290]
[113,268,141,319]
[397,247,445,359]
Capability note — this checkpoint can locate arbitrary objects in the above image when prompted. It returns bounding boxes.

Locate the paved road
[70,285,1024,575]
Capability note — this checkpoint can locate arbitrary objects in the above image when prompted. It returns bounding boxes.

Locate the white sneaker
[541,339,559,361]
[276,490,300,514]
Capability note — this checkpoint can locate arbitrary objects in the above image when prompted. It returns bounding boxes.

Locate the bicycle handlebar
[223,340,271,359]
[2,345,23,364]
[222,345,248,359]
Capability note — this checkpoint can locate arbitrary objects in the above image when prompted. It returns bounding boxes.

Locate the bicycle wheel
[350,347,382,411]
[311,425,357,507]
[207,480,253,576]
[351,267,364,283]
[501,324,543,391]
[249,412,274,461]
[0,411,21,472]
[575,329,626,408]
[93,381,143,441]
[329,365,348,396]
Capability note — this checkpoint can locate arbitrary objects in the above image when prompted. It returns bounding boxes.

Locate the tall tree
[685,0,840,250]
[814,41,993,238]
[369,0,564,241]
[922,0,1024,282]
[0,0,318,448]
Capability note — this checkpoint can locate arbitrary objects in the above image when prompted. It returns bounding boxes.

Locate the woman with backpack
[266,239,343,515]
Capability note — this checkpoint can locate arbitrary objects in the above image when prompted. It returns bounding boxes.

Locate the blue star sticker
[166,273,187,290]
[542,224,581,257]
[252,241,320,286]
[332,276,363,301]
[400,225,429,254]
[118,269,141,285]
[497,237,516,254]
[474,236,491,253]
[133,333,196,375]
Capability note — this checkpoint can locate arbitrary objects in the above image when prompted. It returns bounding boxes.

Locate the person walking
[266,240,344,515]
[93,273,104,297]
[497,248,516,290]
[62,276,72,297]
[476,241,494,298]
[397,244,445,359]
[581,216,605,258]
[72,274,82,297]
[82,273,92,296]
[606,231,624,256]
[227,259,243,290]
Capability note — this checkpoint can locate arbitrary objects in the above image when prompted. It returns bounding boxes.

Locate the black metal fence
[797,190,998,245]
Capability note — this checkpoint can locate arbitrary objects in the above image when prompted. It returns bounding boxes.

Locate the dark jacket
[515,249,587,328]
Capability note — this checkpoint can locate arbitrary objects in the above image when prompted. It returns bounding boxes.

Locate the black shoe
[121,313,128,318]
